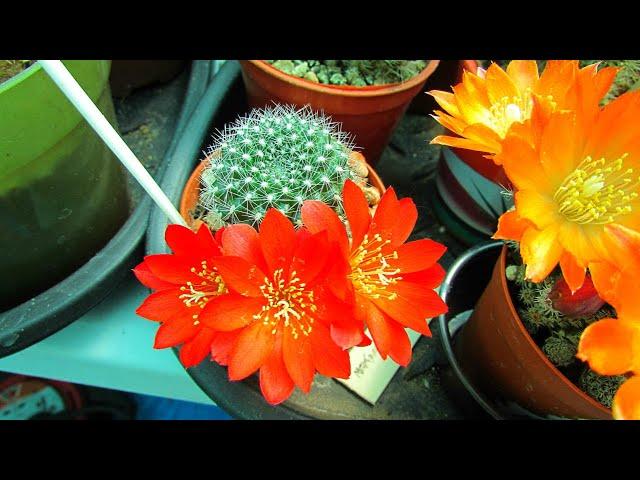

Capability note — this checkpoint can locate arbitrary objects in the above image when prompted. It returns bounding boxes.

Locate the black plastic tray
[0,61,214,358]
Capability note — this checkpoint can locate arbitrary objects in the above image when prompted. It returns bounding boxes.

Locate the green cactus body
[198,105,359,228]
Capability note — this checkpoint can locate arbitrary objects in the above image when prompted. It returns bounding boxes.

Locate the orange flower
[301,180,448,366]
[429,60,617,159]
[494,91,640,293]
[578,317,640,419]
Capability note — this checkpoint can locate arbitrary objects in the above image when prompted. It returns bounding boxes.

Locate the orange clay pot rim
[498,244,611,415]
[180,152,386,227]
[247,60,441,98]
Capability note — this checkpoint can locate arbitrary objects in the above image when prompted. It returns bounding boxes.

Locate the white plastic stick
[38,60,187,227]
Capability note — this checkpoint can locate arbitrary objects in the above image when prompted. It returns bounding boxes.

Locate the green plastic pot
[0,60,129,311]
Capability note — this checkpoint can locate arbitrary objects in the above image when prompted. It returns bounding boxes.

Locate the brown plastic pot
[239,60,440,166]
[445,60,511,188]
[179,151,385,229]
[454,245,611,419]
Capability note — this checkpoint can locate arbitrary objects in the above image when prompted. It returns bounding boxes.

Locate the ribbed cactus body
[199,105,358,227]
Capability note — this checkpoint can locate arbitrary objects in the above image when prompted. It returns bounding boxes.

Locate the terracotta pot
[447,60,511,188]
[179,151,386,229]
[239,60,440,166]
[454,245,611,419]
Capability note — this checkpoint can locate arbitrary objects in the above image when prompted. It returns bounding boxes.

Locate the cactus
[198,105,370,228]
[266,60,427,86]
[579,369,627,409]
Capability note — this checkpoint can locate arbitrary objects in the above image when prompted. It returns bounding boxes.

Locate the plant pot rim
[0,61,41,94]
[245,60,440,99]
[496,243,611,416]
[179,150,385,229]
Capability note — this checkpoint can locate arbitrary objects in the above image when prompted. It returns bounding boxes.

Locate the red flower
[548,273,605,318]
[200,209,353,405]
[301,180,449,366]
[133,224,229,368]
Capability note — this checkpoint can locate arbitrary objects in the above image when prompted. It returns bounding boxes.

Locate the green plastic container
[0,60,129,311]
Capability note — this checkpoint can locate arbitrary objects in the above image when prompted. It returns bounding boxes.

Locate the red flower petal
[369,187,400,240]
[372,282,447,335]
[259,326,295,405]
[165,224,199,256]
[282,329,315,393]
[211,256,266,297]
[259,208,297,276]
[195,223,222,255]
[144,254,202,285]
[135,288,191,323]
[179,327,217,368]
[362,298,412,366]
[301,199,350,256]
[227,321,275,381]
[388,238,447,274]
[310,322,351,379]
[392,198,418,247]
[133,261,175,291]
[221,223,268,273]
[154,317,199,349]
[315,287,364,349]
[210,330,241,366]
[401,264,446,290]
[199,293,265,332]
[290,230,330,286]
[342,179,371,250]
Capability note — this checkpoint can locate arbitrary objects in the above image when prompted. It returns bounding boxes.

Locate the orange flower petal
[363,298,412,366]
[485,62,520,104]
[210,329,241,366]
[460,123,503,153]
[179,327,217,368]
[342,179,372,250]
[430,134,496,154]
[259,208,297,276]
[506,60,539,93]
[520,225,563,283]
[300,199,350,256]
[432,111,468,136]
[388,238,447,274]
[154,317,199,349]
[497,134,550,191]
[372,281,446,335]
[577,318,638,376]
[211,256,265,297]
[559,252,586,293]
[400,263,446,290]
[613,376,640,420]
[514,190,559,230]
[259,326,295,405]
[199,293,265,332]
[227,321,275,381]
[282,329,315,393]
[136,287,191,323]
[494,210,531,241]
[540,110,583,185]
[429,90,461,117]
[310,322,351,379]
[221,223,267,274]
[133,260,175,291]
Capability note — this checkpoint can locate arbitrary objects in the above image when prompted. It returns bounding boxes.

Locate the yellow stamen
[255,269,316,339]
[178,261,227,309]
[486,93,533,138]
[554,153,639,225]
[349,233,401,300]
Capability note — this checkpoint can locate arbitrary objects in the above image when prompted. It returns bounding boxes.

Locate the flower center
[179,260,227,325]
[349,233,401,300]
[255,269,317,339]
[487,94,533,138]
[554,153,639,225]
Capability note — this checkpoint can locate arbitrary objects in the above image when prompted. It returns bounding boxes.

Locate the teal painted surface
[0,275,215,406]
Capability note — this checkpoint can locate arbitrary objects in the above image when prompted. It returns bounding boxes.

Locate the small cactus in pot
[196,105,379,229]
